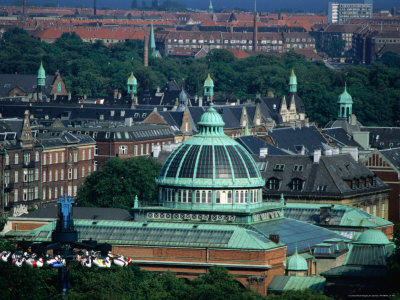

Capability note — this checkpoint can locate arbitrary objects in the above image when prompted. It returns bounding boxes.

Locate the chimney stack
[259,147,268,158]
[269,234,280,244]
[313,149,321,163]
[94,0,97,16]
[253,0,259,53]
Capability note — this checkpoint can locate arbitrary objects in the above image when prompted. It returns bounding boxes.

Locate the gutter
[131,259,272,270]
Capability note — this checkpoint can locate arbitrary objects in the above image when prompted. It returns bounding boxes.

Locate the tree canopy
[1,28,399,127]
[76,156,161,208]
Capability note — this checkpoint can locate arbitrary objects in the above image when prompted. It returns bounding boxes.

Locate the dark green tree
[326,36,346,58]
[77,157,162,208]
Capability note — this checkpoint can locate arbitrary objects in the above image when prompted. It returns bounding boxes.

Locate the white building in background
[328,1,373,24]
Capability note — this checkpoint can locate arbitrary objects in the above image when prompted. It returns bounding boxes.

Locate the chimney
[125,117,133,126]
[259,147,268,158]
[163,107,167,111]
[118,92,122,100]
[313,149,321,163]
[94,0,97,16]
[68,93,72,101]
[269,234,280,244]
[324,149,333,156]
[319,206,332,224]
[341,147,359,162]
[144,34,149,67]
[199,97,203,107]
[267,90,274,98]
[114,89,118,99]
[152,145,161,158]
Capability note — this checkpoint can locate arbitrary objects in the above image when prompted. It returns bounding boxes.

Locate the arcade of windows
[162,188,260,204]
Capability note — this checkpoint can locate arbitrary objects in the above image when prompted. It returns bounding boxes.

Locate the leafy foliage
[0,259,331,300]
[1,28,400,126]
[76,156,161,208]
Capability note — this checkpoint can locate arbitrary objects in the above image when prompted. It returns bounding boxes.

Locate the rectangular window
[68,168,72,180]
[48,187,52,200]
[4,171,9,186]
[60,186,64,197]
[55,152,58,164]
[5,154,9,165]
[55,170,58,181]
[43,154,46,165]
[61,152,65,163]
[54,187,58,199]
[49,170,52,182]
[82,167,85,178]
[14,170,18,183]
[48,153,52,165]
[14,153,19,164]
[61,169,64,180]
[43,170,46,182]
[82,150,85,161]
[24,153,31,165]
[28,169,34,182]
[35,151,40,162]
[119,145,128,155]
[94,161,98,171]
[23,169,28,182]
[73,168,77,180]
[35,168,39,181]
[88,149,92,159]
[146,144,149,155]
[43,190,46,200]
[88,166,92,175]
[134,145,138,156]
[74,153,78,162]
[382,203,385,218]
[14,189,18,202]
[23,188,28,201]
[73,185,77,197]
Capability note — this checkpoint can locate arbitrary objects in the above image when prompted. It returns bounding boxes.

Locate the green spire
[289,69,297,93]
[337,82,353,118]
[244,123,249,136]
[204,73,214,99]
[208,0,214,13]
[127,72,137,94]
[150,23,156,51]
[37,61,46,87]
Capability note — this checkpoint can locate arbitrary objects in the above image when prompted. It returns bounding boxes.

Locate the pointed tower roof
[338,83,353,104]
[37,61,46,79]
[149,23,156,50]
[204,73,214,87]
[127,72,137,85]
[208,0,214,13]
[289,69,297,93]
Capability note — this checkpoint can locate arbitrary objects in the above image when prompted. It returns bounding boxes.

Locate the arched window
[267,178,280,190]
[291,178,303,191]
[216,191,221,204]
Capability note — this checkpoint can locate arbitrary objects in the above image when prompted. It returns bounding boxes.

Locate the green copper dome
[156,103,264,189]
[338,83,353,104]
[127,72,137,85]
[286,248,308,271]
[355,229,390,245]
[204,73,214,88]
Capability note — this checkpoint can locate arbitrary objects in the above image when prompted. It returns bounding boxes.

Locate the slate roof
[253,154,388,198]
[37,132,95,148]
[322,127,361,147]
[236,136,289,156]
[0,74,56,98]
[18,204,133,221]
[362,127,400,150]
[380,147,400,171]
[0,118,24,139]
[268,276,326,292]
[321,265,388,277]
[252,217,348,255]
[267,125,330,154]
[325,118,362,135]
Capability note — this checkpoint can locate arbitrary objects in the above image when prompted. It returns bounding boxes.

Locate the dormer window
[317,185,327,192]
[293,165,303,171]
[267,178,280,190]
[291,178,303,191]
[274,164,285,171]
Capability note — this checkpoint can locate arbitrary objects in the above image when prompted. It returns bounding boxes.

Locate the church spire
[289,69,297,93]
[208,0,214,13]
[37,61,46,87]
[149,23,156,51]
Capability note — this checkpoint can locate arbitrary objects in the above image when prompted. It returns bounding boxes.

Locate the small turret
[37,61,46,87]
[289,69,297,93]
[337,82,353,119]
[127,72,137,94]
[203,73,214,100]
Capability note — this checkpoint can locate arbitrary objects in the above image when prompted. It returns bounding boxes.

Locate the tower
[289,69,297,93]
[337,83,353,119]
[37,61,46,87]
[253,0,259,53]
[208,0,214,13]
[149,23,156,54]
[203,74,214,101]
[127,72,137,95]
